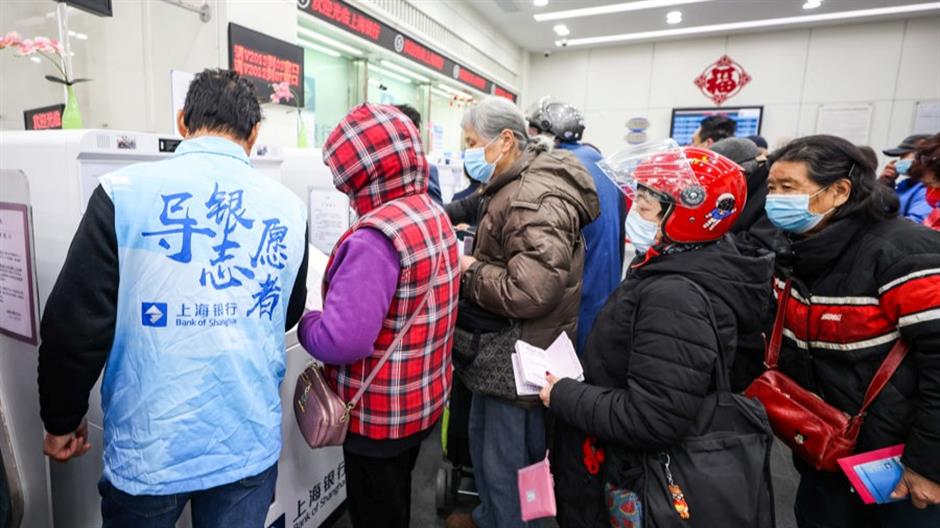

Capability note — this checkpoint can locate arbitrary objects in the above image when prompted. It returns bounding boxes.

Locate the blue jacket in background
[428,164,443,205]
[896,178,932,224]
[556,142,626,353]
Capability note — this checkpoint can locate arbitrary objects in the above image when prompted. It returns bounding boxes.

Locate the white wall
[525,17,940,164]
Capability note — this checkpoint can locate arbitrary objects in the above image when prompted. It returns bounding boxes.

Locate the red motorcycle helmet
[599,141,747,243]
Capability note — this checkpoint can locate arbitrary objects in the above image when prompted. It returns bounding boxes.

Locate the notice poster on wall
[816,104,873,145]
[0,202,37,345]
[308,188,350,255]
[913,101,940,135]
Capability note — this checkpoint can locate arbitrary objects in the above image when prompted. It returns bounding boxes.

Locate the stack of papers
[513,333,584,396]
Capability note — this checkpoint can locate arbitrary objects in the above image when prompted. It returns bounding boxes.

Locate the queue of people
[35,68,940,528]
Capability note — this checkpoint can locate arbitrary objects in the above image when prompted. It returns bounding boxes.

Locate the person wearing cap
[707,137,777,392]
[880,134,933,223]
[297,104,460,528]
[748,135,769,156]
[710,137,769,235]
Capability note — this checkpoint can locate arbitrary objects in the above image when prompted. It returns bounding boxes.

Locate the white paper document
[513,332,584,391]
[512,353,541,396]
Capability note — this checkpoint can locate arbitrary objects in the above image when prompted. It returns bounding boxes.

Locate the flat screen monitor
[669,106,764,146]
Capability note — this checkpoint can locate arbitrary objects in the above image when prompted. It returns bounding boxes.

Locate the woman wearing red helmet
[541,141,776,527]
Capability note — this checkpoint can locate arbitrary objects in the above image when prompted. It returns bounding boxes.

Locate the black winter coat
[550,236,775,488]
[773,215,940,482]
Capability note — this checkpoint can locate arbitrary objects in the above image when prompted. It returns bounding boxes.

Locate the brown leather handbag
[744,279,909,472]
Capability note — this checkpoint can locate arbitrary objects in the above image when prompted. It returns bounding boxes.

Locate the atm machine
[0,130,344,528]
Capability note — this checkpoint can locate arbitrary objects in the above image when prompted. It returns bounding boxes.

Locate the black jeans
[795,461,940,528]
[342,444,422,528]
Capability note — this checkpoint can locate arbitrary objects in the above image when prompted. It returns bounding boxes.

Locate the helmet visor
[598,139,705,209]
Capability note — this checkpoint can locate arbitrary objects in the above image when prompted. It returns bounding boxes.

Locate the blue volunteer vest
[98,136,306,495]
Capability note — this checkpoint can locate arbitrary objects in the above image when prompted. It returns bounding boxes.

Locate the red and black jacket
[773,215,940,481]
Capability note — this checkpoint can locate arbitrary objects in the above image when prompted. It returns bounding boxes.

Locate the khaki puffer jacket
[462,141,601,349]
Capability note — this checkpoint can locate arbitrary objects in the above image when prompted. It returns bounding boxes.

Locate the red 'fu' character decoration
[694,55,751,106]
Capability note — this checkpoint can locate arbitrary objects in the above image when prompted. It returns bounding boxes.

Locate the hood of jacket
[322,103,428,216]
[634,236,775,334]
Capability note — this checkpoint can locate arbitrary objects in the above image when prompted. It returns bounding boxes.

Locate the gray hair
[461,97,530,150]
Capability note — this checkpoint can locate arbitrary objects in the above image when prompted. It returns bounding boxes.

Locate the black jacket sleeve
[38,185,118,435]
[549,278,721,449]
[285,227,309,331]
[445,193,482,226]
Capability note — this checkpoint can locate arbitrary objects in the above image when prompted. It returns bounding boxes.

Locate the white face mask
[625,207,660,254]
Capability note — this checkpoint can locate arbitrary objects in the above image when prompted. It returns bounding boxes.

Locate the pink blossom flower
[270,81,293,104]
[31,36,62,55]
[15,39,36,56]
[0,31,22,49]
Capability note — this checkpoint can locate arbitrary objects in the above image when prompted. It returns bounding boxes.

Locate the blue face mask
[895,159,913,175]
[625,207,660,254]
[464,137,503,183]
[764,187,833,234]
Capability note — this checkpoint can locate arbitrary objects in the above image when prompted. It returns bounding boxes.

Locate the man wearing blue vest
[528,100,626,352]
[38,69,309,527]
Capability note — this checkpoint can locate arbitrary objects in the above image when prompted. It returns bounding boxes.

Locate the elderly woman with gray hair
[445,97,599,528]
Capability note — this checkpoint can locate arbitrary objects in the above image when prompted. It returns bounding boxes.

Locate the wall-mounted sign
[0,202,38,345]
[228,23,305,106]
[57,0,112,17]
[297,0,517,102]
[693,55,751,106]
[23,104,65,131]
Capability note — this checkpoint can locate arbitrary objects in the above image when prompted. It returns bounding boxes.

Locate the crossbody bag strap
[856,339,909,418]
[764,279,791,370]
[346,211,446,413]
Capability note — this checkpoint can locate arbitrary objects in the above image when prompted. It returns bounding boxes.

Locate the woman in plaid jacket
[298,104,460,528]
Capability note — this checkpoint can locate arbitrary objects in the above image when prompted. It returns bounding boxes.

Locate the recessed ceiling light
[562,2,940,46]
[553,24,571,36]
[666,10,682,24]
[803,0,823,9]
[533,0,549,7]
[535,0,709,22]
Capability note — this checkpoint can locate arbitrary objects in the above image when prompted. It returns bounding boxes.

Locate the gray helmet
[543,101,586,143]
[526,96,555,133]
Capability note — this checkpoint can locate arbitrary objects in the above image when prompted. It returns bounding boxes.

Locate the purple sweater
[298,228,400,365]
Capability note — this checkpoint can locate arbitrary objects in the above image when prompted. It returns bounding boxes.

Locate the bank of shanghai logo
[141,302,168,327]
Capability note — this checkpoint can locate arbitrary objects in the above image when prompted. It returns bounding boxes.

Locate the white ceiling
[467,0,940,51]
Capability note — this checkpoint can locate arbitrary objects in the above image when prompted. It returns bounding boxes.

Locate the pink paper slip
[837,444,905,505]
[518,451,556,522]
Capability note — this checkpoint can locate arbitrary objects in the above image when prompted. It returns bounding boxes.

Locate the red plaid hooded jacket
[322,104,459,439]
